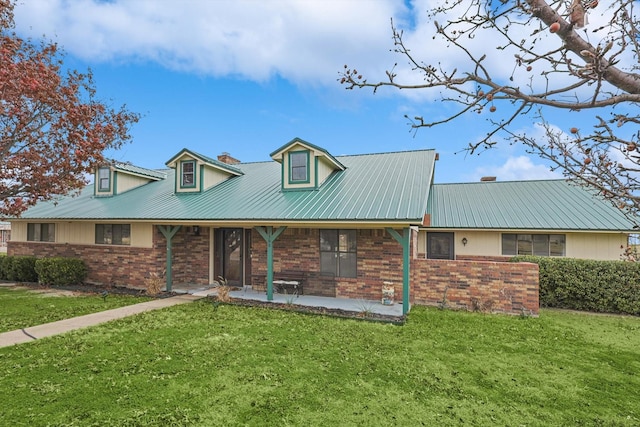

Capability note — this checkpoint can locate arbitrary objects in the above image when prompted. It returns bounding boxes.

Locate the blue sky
[11,0,575,183]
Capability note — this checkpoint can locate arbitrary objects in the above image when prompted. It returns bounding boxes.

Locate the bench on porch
[253,271,306,295]
[273,271,306,295]
[252,271,307,295]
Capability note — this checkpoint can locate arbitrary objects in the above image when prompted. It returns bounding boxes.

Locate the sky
[11,0,609,184]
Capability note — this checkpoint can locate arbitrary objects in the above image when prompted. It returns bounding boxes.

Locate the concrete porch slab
[226,288,405,318]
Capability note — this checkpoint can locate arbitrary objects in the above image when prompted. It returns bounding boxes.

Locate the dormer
[270,137,345,191]
[165,148,243,194]
[94,163,166,197]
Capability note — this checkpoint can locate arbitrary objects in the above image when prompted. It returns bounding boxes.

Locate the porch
[171,284,405,319]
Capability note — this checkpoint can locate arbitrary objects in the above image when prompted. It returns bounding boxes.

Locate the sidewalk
[0,294,205,348]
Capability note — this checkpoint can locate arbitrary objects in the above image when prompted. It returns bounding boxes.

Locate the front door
[215,228,244,286]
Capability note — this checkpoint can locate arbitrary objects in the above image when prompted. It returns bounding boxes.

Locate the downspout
[386,227,411,315]
[157,225,182,292]
[254,226,287,301]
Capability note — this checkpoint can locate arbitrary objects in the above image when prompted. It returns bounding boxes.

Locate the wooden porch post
[157,225,182,292]
[254,226,287,301]
[386,227,411,315]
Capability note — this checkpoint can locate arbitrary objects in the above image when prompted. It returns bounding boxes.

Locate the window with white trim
[97,167,111,192]
[289,151,309,183]
[181,161,196,188]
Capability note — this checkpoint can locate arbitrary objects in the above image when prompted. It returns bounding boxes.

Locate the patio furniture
[272,271,306,295]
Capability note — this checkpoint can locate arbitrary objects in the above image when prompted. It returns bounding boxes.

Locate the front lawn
[0,302,638,426]
[0,286,151,333]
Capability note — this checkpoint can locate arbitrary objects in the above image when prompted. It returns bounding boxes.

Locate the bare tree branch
[339,0,640,224]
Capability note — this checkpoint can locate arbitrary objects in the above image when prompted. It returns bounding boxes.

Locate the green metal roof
[270,137,346,170]
[114,162,166,180]
[427,180,636,231]
[18,149,436,223]
[165,148,244,176]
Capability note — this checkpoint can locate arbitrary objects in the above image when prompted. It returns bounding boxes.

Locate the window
[289,151,309,183]
[320,229,356,278]
[181,161,196,188]
[427,232,454,259]
[97,167,111,192]
[27,223,55,242]
[502,234,565,257]
[95,224,131,245]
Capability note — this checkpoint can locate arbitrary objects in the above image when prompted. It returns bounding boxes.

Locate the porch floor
[172,285,405,318]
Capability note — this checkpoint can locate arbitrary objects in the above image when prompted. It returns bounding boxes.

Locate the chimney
[480,176,496,182]
[217,152,240,165]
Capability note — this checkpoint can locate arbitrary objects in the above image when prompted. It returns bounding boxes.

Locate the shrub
[144,272,164,296]
[0,254,7,280]
[35,257,87,286]
[3,256,39,282]
[511,256,640,315]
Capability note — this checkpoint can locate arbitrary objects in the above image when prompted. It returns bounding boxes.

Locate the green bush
[0,254,7,280]
[3,256,38,282]
[35,257,87,286]
[512,256,640,315]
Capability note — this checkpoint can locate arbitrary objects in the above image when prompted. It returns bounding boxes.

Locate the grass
[0,287,151,333]
[0,302,638,426]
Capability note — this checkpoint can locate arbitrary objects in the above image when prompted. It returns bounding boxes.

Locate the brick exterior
[161,226,210,285]
[411,258,539,316]
[251,228,405,300]
[456,255,512,262]
[9,225,540,316]
[8,241,161,287]
[8,225,211,287]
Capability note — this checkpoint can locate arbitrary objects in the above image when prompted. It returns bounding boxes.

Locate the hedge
[34,257,87,286]
[0,255,38,282]
[0,253,7,280]
[512,256,640,315]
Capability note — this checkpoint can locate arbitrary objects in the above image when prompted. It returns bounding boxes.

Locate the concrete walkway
[0,294,203,348]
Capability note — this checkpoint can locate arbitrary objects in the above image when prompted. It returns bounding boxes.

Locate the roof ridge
[335,148,436,158]
[434,178,568,185]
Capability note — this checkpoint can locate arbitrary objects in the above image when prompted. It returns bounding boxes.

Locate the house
[0,222,10,253]
[421,179,635,261]
[7,138,636,315]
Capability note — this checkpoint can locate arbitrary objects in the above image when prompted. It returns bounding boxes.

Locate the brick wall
[411,258,539,316]
[8,225,211,288]
[162,226,210,285]
[9,226,540,316]
[456,255,512,262]
[8,241,162,287]
[251,228,336,297]
[251,228,405,300]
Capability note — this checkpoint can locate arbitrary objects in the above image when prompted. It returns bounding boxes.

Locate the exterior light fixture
[193,226,200,236]
[462,237,468,246]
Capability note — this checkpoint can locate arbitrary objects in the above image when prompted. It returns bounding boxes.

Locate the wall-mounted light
[462,237,468,246]
[193,226,200,236]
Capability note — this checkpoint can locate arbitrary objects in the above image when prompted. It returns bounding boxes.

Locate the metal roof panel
[19,149,437,223]
[428,180,636,231]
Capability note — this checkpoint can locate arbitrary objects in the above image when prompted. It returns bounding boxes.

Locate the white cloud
[13,0,407,85]
[473,156,561,182]
[11,0,627,97]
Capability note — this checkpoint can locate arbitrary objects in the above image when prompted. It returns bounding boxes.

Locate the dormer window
[181,160,196,188]
[97,167,111,192]
[166,149,243,194]
[270,138,346,191]
[94,163,164,197]
[289,151,309,183]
